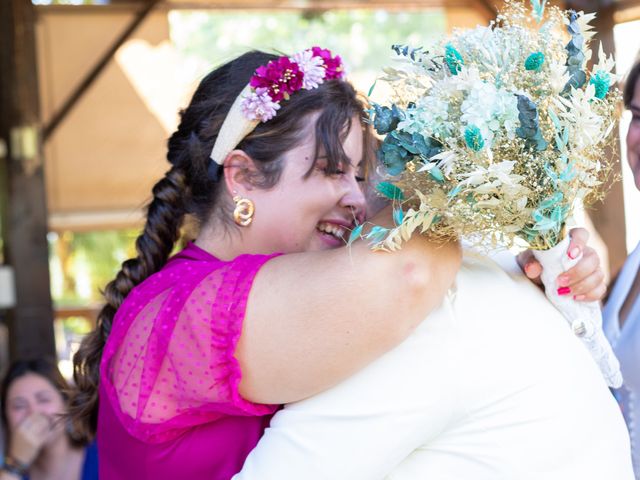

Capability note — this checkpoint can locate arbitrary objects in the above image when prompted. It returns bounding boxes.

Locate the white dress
[234,252,634,480]
[603,241,640,478]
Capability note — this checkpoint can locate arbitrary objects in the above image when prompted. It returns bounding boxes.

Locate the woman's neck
[195,221,247,261]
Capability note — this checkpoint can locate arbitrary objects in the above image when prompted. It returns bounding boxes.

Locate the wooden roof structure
[35,0,497,234]
[1,0,638,358]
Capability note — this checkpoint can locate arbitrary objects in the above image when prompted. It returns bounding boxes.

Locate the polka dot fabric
[100,243,279,444]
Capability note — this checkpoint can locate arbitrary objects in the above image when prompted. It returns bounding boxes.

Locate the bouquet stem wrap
[533,236,622,388]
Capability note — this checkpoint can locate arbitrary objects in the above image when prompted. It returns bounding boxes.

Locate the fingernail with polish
[557,286,571,296]
[568,247,581,259]
[557,275,569,287]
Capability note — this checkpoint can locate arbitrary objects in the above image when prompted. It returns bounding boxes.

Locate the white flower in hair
[292,49,326,90]
[241,87,281,122]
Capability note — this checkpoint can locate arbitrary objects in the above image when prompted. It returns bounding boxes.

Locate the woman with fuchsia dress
[70,47,611,479]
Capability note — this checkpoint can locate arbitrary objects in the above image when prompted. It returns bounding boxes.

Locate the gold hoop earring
[233,195,255,227]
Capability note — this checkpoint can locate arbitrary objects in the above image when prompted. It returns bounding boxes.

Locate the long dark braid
[69,50,372,437]
[69,163,187,435]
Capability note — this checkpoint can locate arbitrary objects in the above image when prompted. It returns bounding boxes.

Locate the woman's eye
[317,162,363,181]
[319,167,345,176]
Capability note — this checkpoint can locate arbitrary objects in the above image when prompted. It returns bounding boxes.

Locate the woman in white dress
[233,249,634,479]
[604,56,640,478]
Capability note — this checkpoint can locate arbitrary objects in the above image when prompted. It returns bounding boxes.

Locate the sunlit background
[12,1,640,378]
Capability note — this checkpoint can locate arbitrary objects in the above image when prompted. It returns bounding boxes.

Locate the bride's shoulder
[458,249,514,278]
[454,249,549,311]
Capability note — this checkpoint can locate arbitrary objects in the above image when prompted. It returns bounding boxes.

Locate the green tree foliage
[169,9,446,85]
[49,229,137,305]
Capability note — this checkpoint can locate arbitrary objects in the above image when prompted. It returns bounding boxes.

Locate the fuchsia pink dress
[98,243,280,479]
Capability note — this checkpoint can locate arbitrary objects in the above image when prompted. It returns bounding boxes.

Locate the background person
[604,55,640,478]
[0,358,97,480]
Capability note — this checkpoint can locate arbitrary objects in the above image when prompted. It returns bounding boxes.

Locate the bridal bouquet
[365,0,622,387]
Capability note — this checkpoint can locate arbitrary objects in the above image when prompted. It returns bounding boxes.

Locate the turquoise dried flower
[464,125,484,151]
[445,44,464,75]
[590,70,611,99]
[525,52,545,71]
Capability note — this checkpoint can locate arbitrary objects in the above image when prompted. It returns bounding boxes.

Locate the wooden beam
[162,0,476,10]
[35,0,474,7]
[43,0,160,141]
[474,0,498,18]
[614,0,640,24]
[0,0,56,361]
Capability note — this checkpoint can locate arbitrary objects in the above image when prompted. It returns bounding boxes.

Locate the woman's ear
[223,150,259,196]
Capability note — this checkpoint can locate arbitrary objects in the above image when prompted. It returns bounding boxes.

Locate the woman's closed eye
[317,165,364,182]
[333,169,366,182]
[9,398,28,412]
[36,396,53,405]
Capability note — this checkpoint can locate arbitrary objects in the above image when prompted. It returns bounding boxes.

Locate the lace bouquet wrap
[366,0,622,387]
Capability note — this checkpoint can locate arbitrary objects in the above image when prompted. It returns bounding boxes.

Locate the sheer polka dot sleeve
[101,249,279,443]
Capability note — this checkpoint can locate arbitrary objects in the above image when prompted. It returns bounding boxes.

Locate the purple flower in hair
[311,46,345,80]
[239,46,345,123]
[250,57,303,102]
[240,87,280,122]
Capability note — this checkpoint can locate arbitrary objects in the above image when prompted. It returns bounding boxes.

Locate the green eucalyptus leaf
[448,184,463,198]
[347,224,364,246]
[548,107,561,131]
[372,104,402,135]
[365,225,390,243]
[368,79,378,97]
[429,166,445,183]
[393,207,404,226]
[376,181,405,201]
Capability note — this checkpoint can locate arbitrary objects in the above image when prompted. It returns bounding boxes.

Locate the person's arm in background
[0,413,49,479]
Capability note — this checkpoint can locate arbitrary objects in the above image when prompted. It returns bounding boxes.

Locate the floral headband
[208,47,345,180]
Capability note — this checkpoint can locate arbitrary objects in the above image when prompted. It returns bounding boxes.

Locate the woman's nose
[340,176,367,224]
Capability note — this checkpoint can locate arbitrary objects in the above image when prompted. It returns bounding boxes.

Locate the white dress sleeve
[232,297,462,480]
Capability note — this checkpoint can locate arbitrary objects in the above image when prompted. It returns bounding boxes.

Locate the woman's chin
[315,230,345,250]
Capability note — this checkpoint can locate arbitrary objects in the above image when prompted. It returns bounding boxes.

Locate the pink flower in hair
[250,57,303,102]
[311,46,345,80]
[291,49,326,89]
[239,47,345,123]
[240,87,280,122]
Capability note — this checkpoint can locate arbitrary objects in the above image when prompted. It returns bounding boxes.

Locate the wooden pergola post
[590,2,628,277]
[0,0,56,361]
